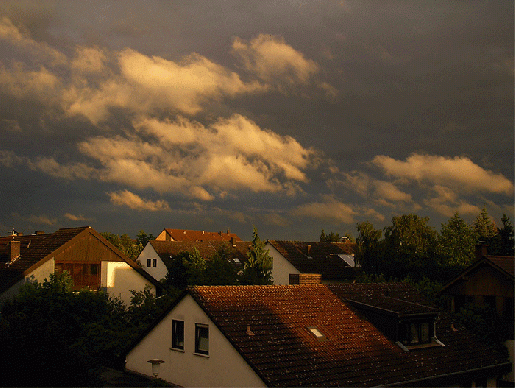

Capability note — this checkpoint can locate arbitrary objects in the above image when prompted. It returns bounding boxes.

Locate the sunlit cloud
[232,34,319,84]
[64,213,91,222]
[291,197,356,224]
[26,214,57,226]
[107,190,171,211]
[372,154,514,195]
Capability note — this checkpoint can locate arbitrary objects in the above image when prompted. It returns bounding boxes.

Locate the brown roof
[149,240,251,268]
[441,255,515,293]
[0,227,161,294]
[183,284,509,387]
[327,282,439,316]
[267,240,357,281]
[159,228,242,242]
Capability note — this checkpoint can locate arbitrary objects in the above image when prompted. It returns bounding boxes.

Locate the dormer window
[399,320,433,346]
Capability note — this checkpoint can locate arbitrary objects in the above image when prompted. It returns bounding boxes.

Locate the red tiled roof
[187,284,509,387]
[150,240,250,268]
[267,240,357,280]
[160,228,242,242]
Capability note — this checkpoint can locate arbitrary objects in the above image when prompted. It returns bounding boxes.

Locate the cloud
[0,17,66,65]
[28,157,96,180]
[0,63,60,102]
[64,213,91,222]
[372,154,514,195]
[73,114,318,199]
[291,197,356,224]
[424,185,481,217]
[26,214,57,226]
[107,190,171,211]
[232,34,319,85]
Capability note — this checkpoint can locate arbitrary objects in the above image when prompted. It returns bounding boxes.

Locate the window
[307,326,326,341]
[195,324,209,355]
[147,259,152,267]
[171,320,184,350]
[401,321,433,346]
[152,258,157,267]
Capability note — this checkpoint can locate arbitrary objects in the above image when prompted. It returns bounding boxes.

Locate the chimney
[231,236,236,247]
[289,273,322,285]
[35,230,45,235]
[9,240,21,262]
[475,242,488,259]
[307,244,312,255]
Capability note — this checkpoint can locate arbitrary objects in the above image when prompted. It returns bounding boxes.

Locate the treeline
[355,208,513,283]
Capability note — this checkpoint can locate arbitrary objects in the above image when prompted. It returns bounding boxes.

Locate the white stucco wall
[125,294,266,387]
[137,244,168,281]
[0,258,55,304]
[266,243,299,285]
[101,261,155,305]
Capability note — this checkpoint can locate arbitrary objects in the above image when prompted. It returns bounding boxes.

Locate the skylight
[307,326,326,340]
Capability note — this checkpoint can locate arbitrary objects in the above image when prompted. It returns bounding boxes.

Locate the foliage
[472,207,498,242]
[436,212,476,267]
[0,272,178,386]
[355,221,383,274]
[136,230,154,248]
[240,227,273,285]
[204,245,239,285]
[101,231,144,260]
[320,229,340,242]
[489,214,514,256]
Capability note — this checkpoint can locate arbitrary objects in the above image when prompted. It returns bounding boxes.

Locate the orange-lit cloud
[108,190,171,211]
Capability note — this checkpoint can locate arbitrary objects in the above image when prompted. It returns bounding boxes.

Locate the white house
[138,240,250,281]
[124,284,511,387]
[0,226,160,305]
[266,240,358,285]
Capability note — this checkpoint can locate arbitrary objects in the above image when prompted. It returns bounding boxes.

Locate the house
[155,228,242,242]
[440,246,514,383]
[124,283,511,387]
[265,240,358,285]
[138,239,250,281]
[0,226,161,304]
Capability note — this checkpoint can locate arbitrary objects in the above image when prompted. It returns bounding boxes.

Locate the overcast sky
[0,1,513,241]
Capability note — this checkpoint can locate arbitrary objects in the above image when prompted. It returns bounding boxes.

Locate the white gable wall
[137,243,168,281]
[266,243,299,285]
[0,258,55,303]
[100,261,156,305]
[125,294,265,387]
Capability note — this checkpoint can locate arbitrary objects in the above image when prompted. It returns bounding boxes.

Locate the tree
[0,272,129,386]
[489,214,514,256]
[240,227,273,285]
[204,244,239,285]
[383,214,438,279]
[182,248,207,285]
[136,230,154,248]
[320,229,341,242]
[355,221,383,274]
[101,231,143,260]
[436,212,476,267]
[472,207,497,242]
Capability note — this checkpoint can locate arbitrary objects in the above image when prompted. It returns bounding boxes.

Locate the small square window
[147,259,152,267]
[307,326,326,341]
[195,324,209,355]
[152,258,157,267]
[172,320,184,350]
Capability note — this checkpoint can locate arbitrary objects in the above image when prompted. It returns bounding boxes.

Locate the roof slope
[267,240,356,280]
[149,240,250,269]
[188,284,509,387]
[159,228,242,242]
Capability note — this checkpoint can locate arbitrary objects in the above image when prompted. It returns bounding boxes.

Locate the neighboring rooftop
[267,240,357,281]
[176,284,509,387]
[155,228,242,242]
[149,240,251,269]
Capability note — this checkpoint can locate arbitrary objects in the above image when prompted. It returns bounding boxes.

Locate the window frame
[194,323,209,356]
[152,258,157,267]
[400,320,434,346]
[171,319,185,351]
[147,258,152,267]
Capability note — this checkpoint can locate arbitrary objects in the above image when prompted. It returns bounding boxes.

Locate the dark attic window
[399,320,433,346]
